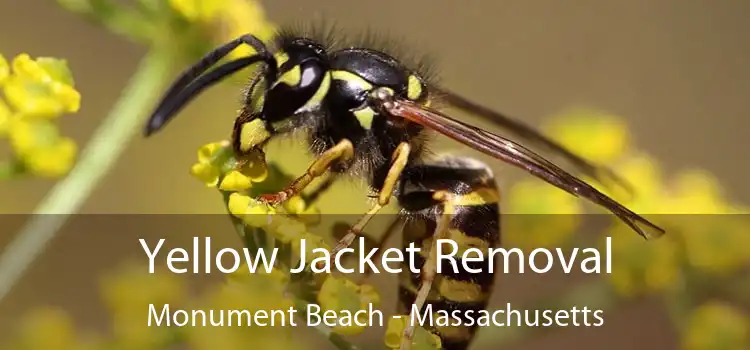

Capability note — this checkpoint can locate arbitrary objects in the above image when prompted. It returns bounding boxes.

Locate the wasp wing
[382,98,665,239]
[433,87,633,196]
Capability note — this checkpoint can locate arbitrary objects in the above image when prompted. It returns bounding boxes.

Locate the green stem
[0,49,174,302]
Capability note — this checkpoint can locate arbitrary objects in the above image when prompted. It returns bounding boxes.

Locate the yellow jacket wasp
[144,25,665,350]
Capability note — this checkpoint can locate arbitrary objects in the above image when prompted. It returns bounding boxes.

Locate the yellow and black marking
[397,156,501,350]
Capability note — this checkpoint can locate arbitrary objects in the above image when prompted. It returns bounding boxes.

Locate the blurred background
[0,0,748,349]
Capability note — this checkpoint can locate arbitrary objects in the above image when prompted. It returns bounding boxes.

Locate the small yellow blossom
[4,54,80,117]
[197,141,226,163]
[169,0,228,22]
[226,270,293,309]
[219,169,254,191]
[283,195,321,225]
[292,232,331,266]
[227,192,252,215]
[7,118,78,177]
[385,316,442,350]
[216,0,277,59]
[683,301,748,350]
[0,52,80,179]
[271,216,308,244]
[0,54,8,84]
[284,195,307,215]
[679,214,750,274]
[101,264,186,315]
[317,275,380,335]
[664,170,729,214]
[0,99,11,135]
[188,271,297,350]
[14,308,78,350]
[507,180,583,215]
[543,107,630,164]
[167,0,276,61]
[190,141,268,190]
[605,226,681,297]
[190,161,220,186]
[227,192,276,227]
[228,265,291,288]
[100,264,186,349]
[607,153,665,204]
[12,54,74,84]
[23,136,77,177]
[505,180,583,249]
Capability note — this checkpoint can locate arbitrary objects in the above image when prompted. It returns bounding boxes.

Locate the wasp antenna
[145,56,270,136]
[144,34,276,136]
[621,213,666,240]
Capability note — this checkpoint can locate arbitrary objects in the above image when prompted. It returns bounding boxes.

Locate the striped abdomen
[397,156,501,350]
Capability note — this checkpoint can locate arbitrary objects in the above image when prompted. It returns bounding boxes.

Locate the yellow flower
[607,153,665,206]
[505,180,583,249]
[168,0,276,61]
[100,264,186,349]
[169,0,228,22]
[0,98,11,135]
[226,265,291,296]
[507,180,584,215]
[543,107,630,164]
[13,308,78,350]
[162,264,299,350]
[187,269,297,350]
[605,226,681,297]
[219,170,253,191]
[228,265,291,288]
[283,195,322,225]
[190,141,229,187]
[292,232,331,266]
[101,264,186,315]
[197,141,226,162]
[216,0,277,60]
[7,118,78,177]
[683,301,748,350]
[679,214,750,274]
[283,195,307,215]
[4,54,80,118]
[227,192,276,227]
[270,216,308,244]
[190,161,221,186]
[317,275,380,335]
[0,53,81,180]
[385,316,442,350]
[23,136,77,177]
[190,141,268,190]
[627,168,750,273]
[664,170,730,214]
[0,53,8,84]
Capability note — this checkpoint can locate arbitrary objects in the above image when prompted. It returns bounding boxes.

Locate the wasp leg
[353,217,403,283]
[259,139,354,205]
[301,172,340,208]
[400,191,456,350]
[330,142,412,256]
